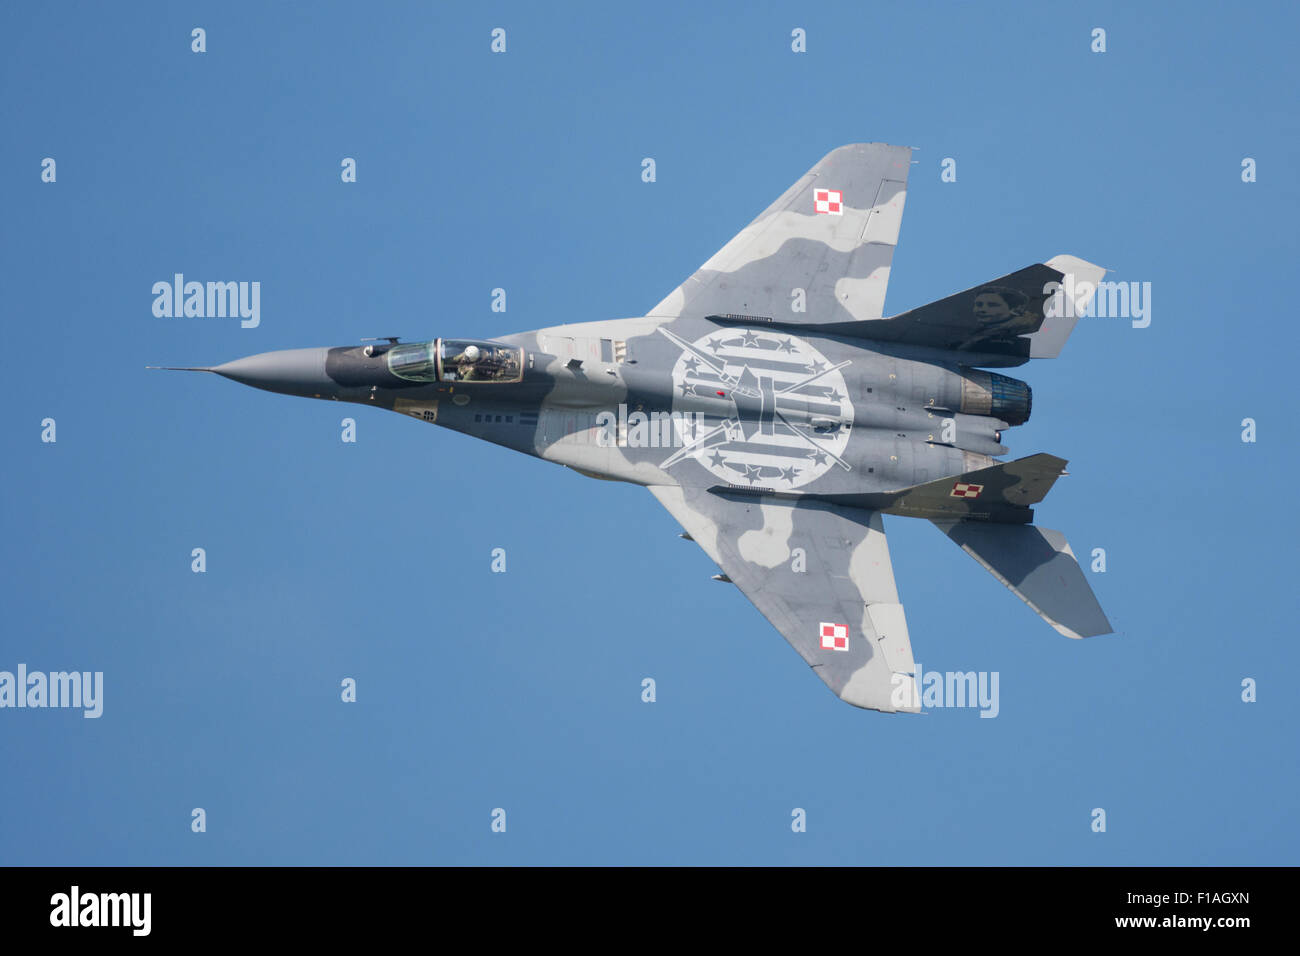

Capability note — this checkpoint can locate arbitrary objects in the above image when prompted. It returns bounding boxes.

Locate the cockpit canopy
[386,339,523,384]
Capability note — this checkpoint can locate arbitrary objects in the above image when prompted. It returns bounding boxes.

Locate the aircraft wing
[648,485,920,712]
[648,143,913,325]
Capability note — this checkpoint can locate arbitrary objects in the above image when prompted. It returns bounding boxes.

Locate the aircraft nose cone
[212,347,333,397]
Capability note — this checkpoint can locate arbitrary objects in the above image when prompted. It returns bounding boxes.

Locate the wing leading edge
[649,485,920,713]
[649,143,913,325]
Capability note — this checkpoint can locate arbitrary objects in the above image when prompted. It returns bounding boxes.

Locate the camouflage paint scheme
[171,144,1112,713]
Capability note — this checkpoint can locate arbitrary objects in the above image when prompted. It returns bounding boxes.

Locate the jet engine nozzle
[959,370,1032,426]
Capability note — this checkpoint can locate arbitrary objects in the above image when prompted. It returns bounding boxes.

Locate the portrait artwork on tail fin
[783,256,1108,366]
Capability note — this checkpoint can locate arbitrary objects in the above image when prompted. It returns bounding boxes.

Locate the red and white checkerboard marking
[813,188,843,215]
[820,622,849,651]
[950,482,984,499]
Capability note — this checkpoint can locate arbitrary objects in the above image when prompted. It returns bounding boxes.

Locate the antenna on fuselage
[361,336,402,357]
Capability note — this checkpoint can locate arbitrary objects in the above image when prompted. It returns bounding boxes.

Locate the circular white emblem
[666,328,853,491]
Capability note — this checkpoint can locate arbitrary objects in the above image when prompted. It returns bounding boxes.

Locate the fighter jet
[157,143,1111,713]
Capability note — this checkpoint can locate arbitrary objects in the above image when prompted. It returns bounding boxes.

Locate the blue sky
[2,1,1296,865]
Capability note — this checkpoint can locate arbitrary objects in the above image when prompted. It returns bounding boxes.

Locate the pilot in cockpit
[455,344,482,381]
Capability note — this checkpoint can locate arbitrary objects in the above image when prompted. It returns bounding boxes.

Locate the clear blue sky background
[3,1,1296,865]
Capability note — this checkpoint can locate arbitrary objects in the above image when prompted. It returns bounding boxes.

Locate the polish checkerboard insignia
[820,622,849,651]
[813,188,843,215]
[951,481,984,499]
[660,327,854,491]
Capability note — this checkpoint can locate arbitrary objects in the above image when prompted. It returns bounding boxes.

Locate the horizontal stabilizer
[930,520,1112,639]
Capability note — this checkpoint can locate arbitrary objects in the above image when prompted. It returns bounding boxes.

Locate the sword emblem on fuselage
[658,326,854,490]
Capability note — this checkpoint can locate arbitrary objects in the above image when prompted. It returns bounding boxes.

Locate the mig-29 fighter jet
[157,143,1111,713]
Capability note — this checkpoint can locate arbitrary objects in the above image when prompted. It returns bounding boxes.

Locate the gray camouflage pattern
[166,143,1113,713]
